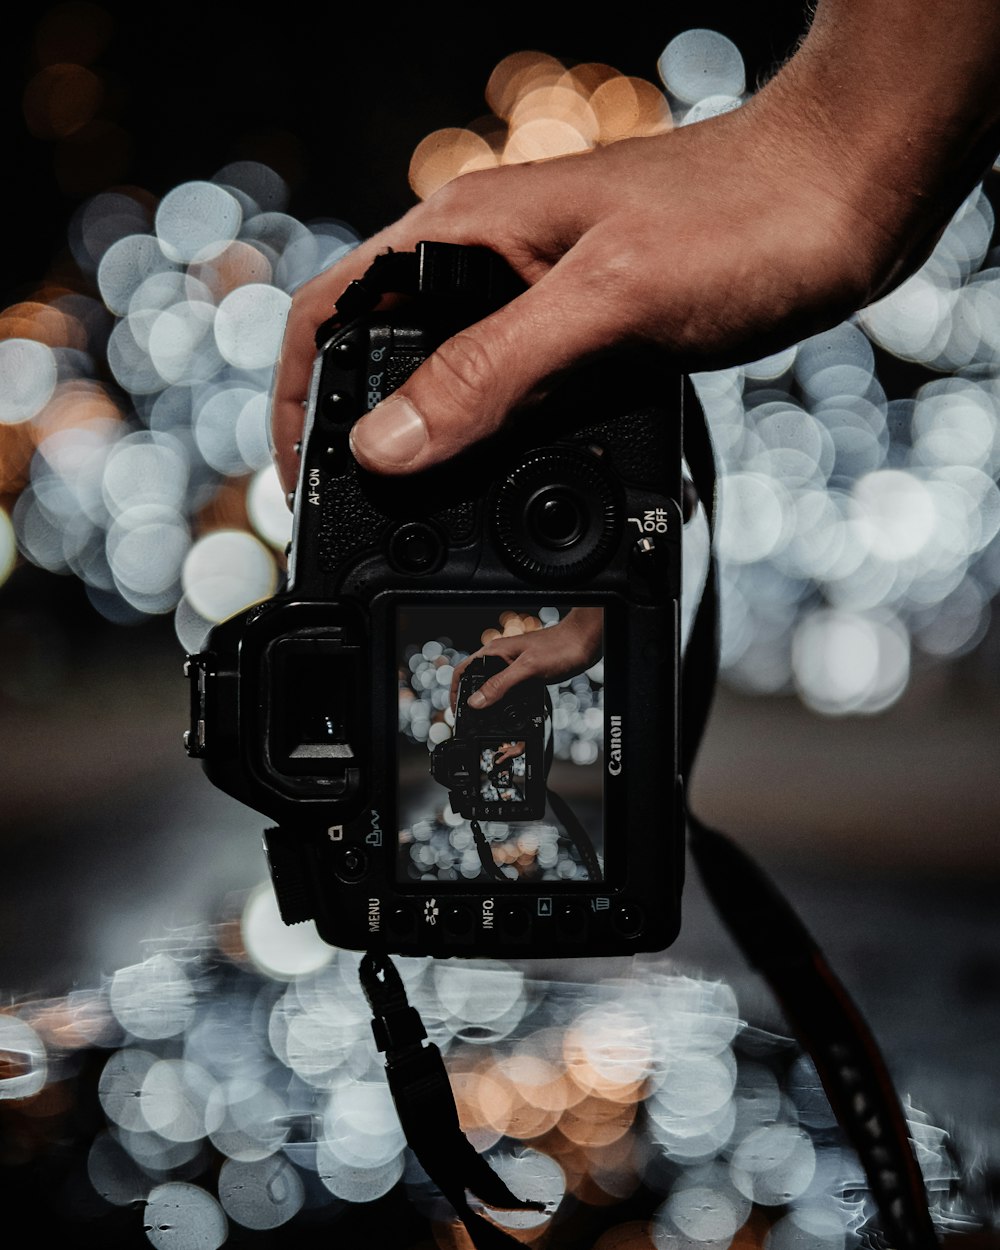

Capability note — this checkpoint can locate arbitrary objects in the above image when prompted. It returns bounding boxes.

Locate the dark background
[0,3,811,297]
[1,0,998,1211]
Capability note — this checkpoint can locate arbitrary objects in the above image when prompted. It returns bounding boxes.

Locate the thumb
[347,260,611,475]
[467,653,532,711]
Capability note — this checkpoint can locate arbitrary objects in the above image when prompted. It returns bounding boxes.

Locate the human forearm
[762,0,1000,292]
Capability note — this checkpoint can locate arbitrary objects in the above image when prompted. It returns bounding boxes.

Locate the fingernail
[468,691,486,709]
[350,396,427,469]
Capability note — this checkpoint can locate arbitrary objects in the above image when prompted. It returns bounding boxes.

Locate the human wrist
[561,607,603,667]
[741,66,912,302]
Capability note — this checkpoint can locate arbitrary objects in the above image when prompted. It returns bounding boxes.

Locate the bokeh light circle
[0,509,17,587]
[0,1015,47,1099]
[214,283,291,369]
[144,1181,228,1250]
[247,465,292,548]
[205,1079,289,1162]
[218,1156,304,1229]
[155,181,242,263]
[730,1123,817,1206]
[658,29,745,103]
[0,339,58,424]
[241,882,333,980]
[181,530,277,623]
[109,954,196,1040]
[98,233,176,315]
[792,609,910,715]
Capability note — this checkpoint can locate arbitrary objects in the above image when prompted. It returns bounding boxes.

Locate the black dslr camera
[185,242,686,957]
[429,654,547,823]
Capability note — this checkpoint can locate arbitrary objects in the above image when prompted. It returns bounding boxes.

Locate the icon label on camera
[628,508,669,533]
[592,897,610,912]
[328,825,344,841]
[423,899,439,926]
[367,809,383,847]
[537,898,552,917]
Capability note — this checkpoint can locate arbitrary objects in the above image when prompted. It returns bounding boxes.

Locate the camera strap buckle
[370,1004,426,1055]
[359,951,545,1248]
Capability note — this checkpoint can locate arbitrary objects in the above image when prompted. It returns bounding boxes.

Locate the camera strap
[541,693,604,882]
[468,819,511,884]
[680,376,939,1250]
[358,951,548,1248]
[340,244,936,1250]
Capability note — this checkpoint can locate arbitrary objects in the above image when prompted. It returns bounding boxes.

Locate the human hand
[271,104,865,489]
[271,2,1000,492]
[450,606,603,713]
[493,741,525,766]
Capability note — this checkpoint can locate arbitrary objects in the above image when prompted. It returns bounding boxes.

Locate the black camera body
[429,654,547,822]
[185,242,686,958]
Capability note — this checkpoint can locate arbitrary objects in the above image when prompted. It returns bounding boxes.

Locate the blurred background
[1,3,998,1246]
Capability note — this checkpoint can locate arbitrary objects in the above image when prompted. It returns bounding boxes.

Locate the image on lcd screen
[396,604,605,885]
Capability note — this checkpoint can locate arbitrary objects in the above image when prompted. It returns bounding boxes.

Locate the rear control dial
[492,448,622,581]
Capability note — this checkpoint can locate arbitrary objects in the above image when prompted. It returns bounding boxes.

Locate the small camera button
[322,390,353,424]
[526,486,585,549]
[442,904,474,938]
[556,901,588,939]
[334,845,368,883]
[499,904,531,940]
[388,523,443,574]
[612,902,645,940]
[388,905,417,940]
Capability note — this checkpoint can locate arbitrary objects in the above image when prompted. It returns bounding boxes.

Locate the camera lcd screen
[476,743,527,805]
[396,604,606,885]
